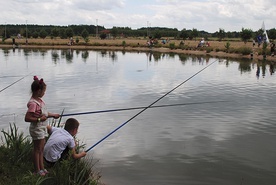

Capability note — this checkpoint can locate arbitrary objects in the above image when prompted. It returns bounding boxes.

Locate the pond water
[0,48,276,185]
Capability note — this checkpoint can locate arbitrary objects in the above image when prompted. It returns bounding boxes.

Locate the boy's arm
[71,147,86,159]
[46,125,52,134]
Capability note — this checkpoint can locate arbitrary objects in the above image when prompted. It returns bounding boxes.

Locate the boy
[44,118,86,165]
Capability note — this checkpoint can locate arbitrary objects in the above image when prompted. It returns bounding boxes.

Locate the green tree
[190,28,198,40]
[111,27,118,38]
[32,31,39,38]
[180,29,189,40]
[51,27,59,38]
[100,33,107,39]
[268,28,276,40]
[217,28,226,41]
[81,29,89,43]
[59,28,67,39]
[240,28,253,44]
[153,30,162,39]
[39,29,48,39]
[66,27,74,38]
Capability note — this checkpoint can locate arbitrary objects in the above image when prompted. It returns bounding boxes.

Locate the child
[25,76,60,176]
[44,118,86,166]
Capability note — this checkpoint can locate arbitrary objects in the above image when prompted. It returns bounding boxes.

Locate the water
[0,48,276,185]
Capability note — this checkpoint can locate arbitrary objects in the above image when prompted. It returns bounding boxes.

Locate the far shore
[0,37,275,62]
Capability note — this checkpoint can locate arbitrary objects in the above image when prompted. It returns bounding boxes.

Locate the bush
[169,43,175,50]
[236,47,252,55]
[1,123,32,164]
[205,47,213,53]
[122,40,126,47]
[0,123,101,185]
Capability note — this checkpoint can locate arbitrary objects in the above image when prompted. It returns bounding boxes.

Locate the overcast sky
[0,0,275,33]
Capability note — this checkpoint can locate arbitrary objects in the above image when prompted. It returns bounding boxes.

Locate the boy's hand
[81,151,87,158]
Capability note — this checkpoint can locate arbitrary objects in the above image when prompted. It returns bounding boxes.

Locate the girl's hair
[31,76,46,93]
[64,118,80,131]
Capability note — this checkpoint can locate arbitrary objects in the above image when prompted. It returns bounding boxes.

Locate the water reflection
[81,50,89,62]
[0,48,276,185]
[238,60,251,73]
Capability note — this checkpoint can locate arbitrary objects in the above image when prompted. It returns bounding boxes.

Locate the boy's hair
[64,118,79,131]
[31,76,46,93]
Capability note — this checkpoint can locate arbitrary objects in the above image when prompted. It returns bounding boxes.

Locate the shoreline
[0,44,275,62]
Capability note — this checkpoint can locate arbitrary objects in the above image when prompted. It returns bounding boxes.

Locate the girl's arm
[25,111,47,122]
[47,113,60,119]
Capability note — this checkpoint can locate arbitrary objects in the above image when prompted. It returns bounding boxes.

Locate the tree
[153,30,162,39]
[217,28,226,41]
[39,29,48,39]
[32,31,39,38]
[111,27,118,38]
[81,29,89,43]
[268,28,276,40]
[51,27,59,38]
[66,27,74,38]
[240,28,252,44]
[99,33,107,39]
[190,28,198,40]
[180,29,189,40]
[59,28,67,39]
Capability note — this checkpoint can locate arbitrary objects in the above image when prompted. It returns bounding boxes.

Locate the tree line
[1,24,276,43]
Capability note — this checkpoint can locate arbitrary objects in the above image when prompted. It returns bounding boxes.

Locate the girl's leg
[39,138,46,171]
[33,139,42,173]
[33,139,45,174]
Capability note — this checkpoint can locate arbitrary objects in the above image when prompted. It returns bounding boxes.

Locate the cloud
[1,0,275,32]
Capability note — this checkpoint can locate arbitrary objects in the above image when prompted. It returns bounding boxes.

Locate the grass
[0,36,256,50]
[1,36,275,61]
[0,123,101,185]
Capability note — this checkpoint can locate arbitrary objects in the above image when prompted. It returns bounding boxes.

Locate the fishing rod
[85,60,217,152]
[63,100,228,117]
[0,72,33,93]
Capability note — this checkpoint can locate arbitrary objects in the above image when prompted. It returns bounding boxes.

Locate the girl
[25,76,60,176]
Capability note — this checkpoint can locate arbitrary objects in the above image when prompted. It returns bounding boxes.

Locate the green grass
[0,123,101,185]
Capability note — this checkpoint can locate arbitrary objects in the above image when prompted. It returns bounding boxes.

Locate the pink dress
[27,97,48,140]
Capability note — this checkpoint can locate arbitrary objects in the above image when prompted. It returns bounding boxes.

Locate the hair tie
[33,76,39,81]
[39,78,44,84]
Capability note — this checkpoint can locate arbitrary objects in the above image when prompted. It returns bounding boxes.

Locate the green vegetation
[0,123,101,185]
[224,41,231,53]
[1,24,276,42]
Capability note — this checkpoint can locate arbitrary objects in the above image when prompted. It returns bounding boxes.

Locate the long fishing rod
[85,60,217,152]
[0,72,32,93]
[63,100,227,117]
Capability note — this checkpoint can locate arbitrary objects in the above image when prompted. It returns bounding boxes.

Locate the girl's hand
[40,115,48,122]
[52,114,60,119]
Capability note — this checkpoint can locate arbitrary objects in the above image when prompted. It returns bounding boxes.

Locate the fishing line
[63,100,228,117]
[85,60,217,152]
[0,72,33,93]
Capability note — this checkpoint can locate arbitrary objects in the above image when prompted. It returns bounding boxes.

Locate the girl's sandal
[43,169,49,174]
[38,170,46,176]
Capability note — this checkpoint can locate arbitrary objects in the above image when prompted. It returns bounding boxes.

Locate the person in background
[25,76,60,176]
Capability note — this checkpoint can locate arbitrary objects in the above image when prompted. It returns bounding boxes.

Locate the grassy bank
[1,37,275,61]
[0,123,101,185]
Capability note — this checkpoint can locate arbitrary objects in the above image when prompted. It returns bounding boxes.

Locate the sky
[0,0,275,33]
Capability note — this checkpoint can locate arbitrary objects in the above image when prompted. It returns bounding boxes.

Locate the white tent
[262,21,270,43]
